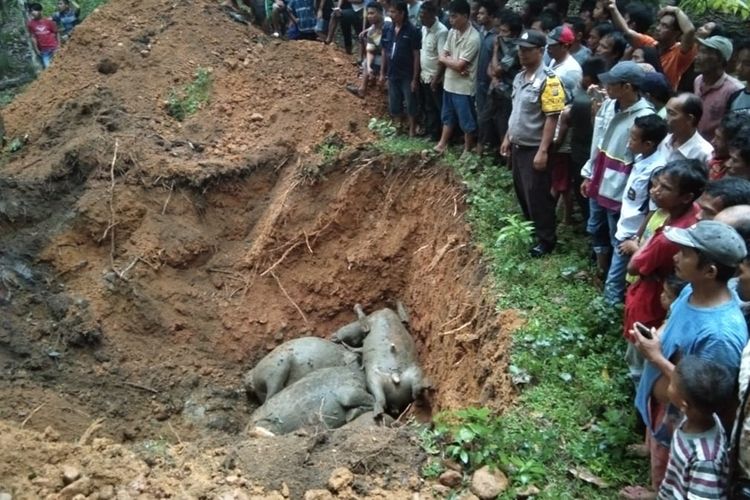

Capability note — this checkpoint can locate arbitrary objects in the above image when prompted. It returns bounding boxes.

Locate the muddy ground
[0,0,516,497]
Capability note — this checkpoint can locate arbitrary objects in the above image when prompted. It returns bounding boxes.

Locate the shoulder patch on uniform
[540,72,566,114]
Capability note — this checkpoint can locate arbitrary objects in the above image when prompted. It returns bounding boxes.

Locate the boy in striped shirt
[659,355,733,499]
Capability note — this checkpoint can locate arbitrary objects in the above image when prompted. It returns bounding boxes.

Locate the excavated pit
[0,0,516,495]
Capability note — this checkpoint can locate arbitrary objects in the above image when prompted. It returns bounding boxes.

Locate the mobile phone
[634,322,652,340]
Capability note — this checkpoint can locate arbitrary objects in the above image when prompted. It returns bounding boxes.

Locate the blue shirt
[381,21,421,81]
[635,285,749,430]
[52,8,79,37]
[475,30,494,94]
[286,0,316,33]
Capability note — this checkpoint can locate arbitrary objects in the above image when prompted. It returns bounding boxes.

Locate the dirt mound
[1,0,377,182]
[0,0,516,493]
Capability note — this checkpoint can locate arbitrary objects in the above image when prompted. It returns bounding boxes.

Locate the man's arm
[438,54,468,73]
[533,114,559,170]
[380,46,388,83]
[412,48,420,91]
[660,5,696,52]
[27,25,40,55]
[606,0,638,41]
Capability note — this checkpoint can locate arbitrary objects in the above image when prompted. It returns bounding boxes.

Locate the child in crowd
[728,125,750,180]
[623,160,707,383]
[604,114,667,304]
[346,3,389,98]
[658,356,733,499]
[709,112,750,180]
[52,0,80,41]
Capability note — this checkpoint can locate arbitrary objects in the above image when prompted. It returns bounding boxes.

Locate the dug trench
[0,143,516,496]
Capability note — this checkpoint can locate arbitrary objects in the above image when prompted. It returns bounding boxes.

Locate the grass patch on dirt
[370,123,644,497]
[166,68,213,121]
[40,0,109,18]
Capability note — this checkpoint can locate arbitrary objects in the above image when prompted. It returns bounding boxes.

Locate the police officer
[501,30,567,257]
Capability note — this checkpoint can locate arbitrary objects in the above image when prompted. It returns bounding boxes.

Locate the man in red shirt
[27,3,60,69]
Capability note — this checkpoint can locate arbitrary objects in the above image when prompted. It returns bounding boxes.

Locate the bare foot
[619,485,656,500]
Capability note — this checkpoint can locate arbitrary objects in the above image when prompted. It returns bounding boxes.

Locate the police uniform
[507,30,566,254]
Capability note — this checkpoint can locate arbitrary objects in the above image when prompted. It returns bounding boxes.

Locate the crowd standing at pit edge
[26,0,750,496]
[239,0,750,496]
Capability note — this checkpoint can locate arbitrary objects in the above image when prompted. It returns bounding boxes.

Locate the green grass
[40,0,109,18]
[369,121,645,498]
[166,68,213,121]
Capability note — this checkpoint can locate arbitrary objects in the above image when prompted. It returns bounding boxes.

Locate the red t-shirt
[623,203,700,339]
[27,18,59,51]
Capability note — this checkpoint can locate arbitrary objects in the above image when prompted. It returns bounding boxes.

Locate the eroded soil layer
[0,0,514,495]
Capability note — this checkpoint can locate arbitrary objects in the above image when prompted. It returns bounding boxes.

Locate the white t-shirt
[550,54,582,96]
[615,151,666,241]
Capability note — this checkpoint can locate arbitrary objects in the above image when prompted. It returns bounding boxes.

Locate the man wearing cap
[631,220,748,494]
[693,36,742,142]
[547,24,582,94]
[580,61,655,294]
[500,29,567,257]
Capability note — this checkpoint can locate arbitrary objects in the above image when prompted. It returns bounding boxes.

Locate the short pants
[441,90,477,134]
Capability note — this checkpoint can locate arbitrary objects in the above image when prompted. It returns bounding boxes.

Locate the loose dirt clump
[0,0,516,494]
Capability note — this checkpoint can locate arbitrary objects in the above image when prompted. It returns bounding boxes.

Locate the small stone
[327,467,354,492]
[98,485,115,499]
[516,485,540,498]
[280,483,290,498]
[262,492,285,500]
[438,470,462,488]
[443,459,462,472]
[303,490,334,500]
[431,484,450,495]
[0,492,12,500]
[250,113,264,122]
[457,493,479,500]
[407,475,422,491]
[59,476,92,499]
[470,466,508,500]
[43,426,60,441]
[62,465,81,485]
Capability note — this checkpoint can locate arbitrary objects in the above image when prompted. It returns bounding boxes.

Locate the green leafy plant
[368,117,397,138]
[166,68,213,121]
[680,0,750,19]
[495,214,534,254]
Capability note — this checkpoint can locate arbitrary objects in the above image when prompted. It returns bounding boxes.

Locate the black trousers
[511,144,557,249]
[419,81,443,141]
[478,91,512,149]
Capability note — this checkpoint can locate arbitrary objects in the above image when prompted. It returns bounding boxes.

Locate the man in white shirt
[657,92,714,168]
[418,1,448,140]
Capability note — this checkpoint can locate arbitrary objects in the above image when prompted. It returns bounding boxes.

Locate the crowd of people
[253,0,750,496]
[25,1,80,69]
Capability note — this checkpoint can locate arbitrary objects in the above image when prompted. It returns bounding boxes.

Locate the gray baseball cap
[598,61,646,87]
[697,36,734,63]
[664,220,747,266]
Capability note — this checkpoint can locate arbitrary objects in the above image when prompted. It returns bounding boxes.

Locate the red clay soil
[0,0,516,496]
